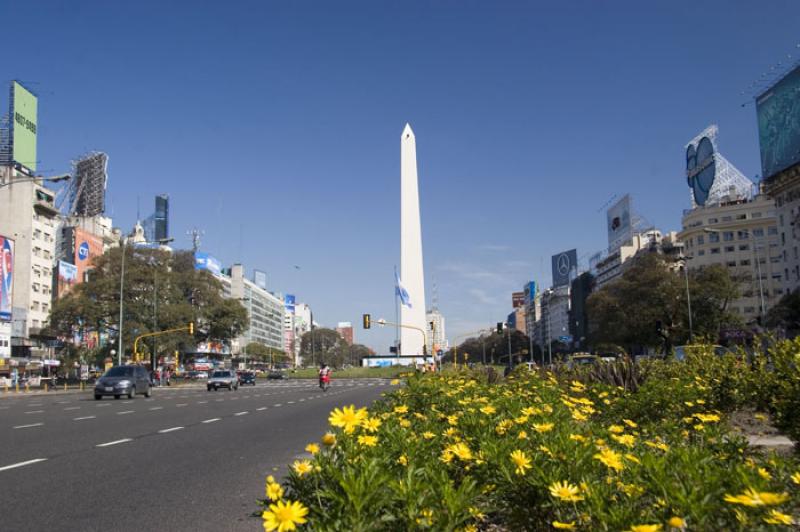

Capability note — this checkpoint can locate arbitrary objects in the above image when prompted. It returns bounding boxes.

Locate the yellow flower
[397,454,408,466]
[449,442,473,461]
[694,413,720,423]
[399,418,411,428]
[763,510,794,525]
[548,481,583,502]
[608,424,625,434]
[667,517,685,529]
[552,521,576,530]
[627,525,662,532]
[644,440,669,452]
[390,379,400,385]
[624,453,640,464]
[518,430,528,440]
[723,488,789,507]
[510,449,532,475]
[594,448,624,472]
[361,417,382,432]
[415,508,434,526]
[422,431,435,440]
[569,434,587,442]
[571,409,588,422]
[757,467,771,480]
[262,500,308,532]
[791,471,800,485]
[394,405,409,414]
[265,479,284,501]
[611,434,636,448]
[304,443,319,455]
[357,434,378,447]
[623,419,638,428]
[321,432,336,446]
[328,405,368,434]
[480,405,496,415]
[533,422,554,433]
[291,460,313,477]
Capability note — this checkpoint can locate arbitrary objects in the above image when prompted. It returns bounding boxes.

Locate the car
[207,370,238,391]
[673,345,729,362]
[267,370,287,380]
[239,372,256,386]
[567,354,598,369]
[94,365,152,400]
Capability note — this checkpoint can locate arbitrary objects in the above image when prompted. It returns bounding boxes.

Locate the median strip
[96,438,132,447]
[158,426,184,434]
[0,458,47,472]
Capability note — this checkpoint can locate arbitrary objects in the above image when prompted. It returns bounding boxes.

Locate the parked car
[207,370,238,391]
[195,371,208,379]
[94,365,152,400]
[239,372,256,386]
[267,370,287,380]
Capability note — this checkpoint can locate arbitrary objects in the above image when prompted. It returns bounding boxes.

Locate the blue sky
[5,0,799,351]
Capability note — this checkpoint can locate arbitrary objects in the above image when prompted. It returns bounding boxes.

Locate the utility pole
[117,238,126,366]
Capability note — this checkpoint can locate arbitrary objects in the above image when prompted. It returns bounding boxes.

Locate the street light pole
[117,238,126,366]
[681,254,694,343]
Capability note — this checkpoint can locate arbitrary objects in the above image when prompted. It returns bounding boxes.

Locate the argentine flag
[395,269,412,308]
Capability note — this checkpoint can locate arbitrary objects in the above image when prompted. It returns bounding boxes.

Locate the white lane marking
[73,416,96,421]
[96,404,111,407]
[202,418,220,424]
[13,423,43,429]
[117,410,135,415]
[64,406,80,411]
[0,406,8,410]
[299,399,305,402]
[25,410,44,414]
[229,397,238,401]
[256,407,267,411]
[197,401,208,404]
[0,458,48,472]
[273,404,282,407]
[158,426,184,434]
[28,403,43,406]
[56,401,70,404]
[176,403,188,407]
[234,411,248,416]
[287,401,295,404]
[96,438,132,447]
[149,406,163,411]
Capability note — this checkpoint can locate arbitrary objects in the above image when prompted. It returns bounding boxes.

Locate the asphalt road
[0,379,391,531]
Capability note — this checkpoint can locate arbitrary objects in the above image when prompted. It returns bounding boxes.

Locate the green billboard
[12,81,37,171]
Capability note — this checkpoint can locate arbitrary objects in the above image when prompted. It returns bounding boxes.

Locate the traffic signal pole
[132,323,194,364]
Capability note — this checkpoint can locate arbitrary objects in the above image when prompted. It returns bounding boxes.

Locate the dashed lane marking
[0,458,47,472]
[158,426,184,434]
[202,418,220,424]
[73,416,96,421]
[96,439,132,447]
[149,407,163,411]
[234,411,248,416]
[25,410,44,414]
[176,403,188,407]
[117,410,135,415]
[197,401,208,404]
[256,407,267,411]
[64,406,80,411]
[13,423,43,429]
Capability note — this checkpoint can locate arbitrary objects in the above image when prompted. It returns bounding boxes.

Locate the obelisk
[400,124,427,357]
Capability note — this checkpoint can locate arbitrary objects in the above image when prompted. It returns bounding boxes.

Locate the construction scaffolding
[68,152,108,217]
[686,125,753,208]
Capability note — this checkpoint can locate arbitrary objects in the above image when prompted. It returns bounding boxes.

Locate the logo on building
[78,242,90,261]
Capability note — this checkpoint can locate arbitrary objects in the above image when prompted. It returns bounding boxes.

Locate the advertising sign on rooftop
[757,65,800,179]
[73,228,103,284]
[285,294,296,313]
[194,252,222,277]
[11,81,37,171]
[0,236,14,322]
[606,195,632,252]
[551,249,577,288]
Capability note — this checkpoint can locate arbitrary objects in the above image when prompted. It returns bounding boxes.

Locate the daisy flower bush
[260,345,800,531]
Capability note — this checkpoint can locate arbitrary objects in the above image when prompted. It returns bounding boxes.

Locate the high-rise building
[292,303,312,366]
[569,272,594,349]
[55,214,116,297]
[154,194,169,242]
[535,285,571,362]
[425,308,446,355]
[678,193,781,323]
[336,322,354,345]
[228,264,284,352]
[0,166,58,353]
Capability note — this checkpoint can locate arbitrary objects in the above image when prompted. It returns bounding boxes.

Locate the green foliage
[48,248,247,360]
[298,329,371,368]
[447,329,532,365]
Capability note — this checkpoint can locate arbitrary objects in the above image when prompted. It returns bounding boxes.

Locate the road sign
[558,335,573,343]
[80,364,89,381]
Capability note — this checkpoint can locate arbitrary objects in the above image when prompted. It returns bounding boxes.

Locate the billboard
[0,236,13,321]
[194,252,222,277]
[757,66,800,179]
[11,81,38,171]
[523,281,537,306]
[57,260,78,296]
[284,294,296,313]
[73,228,103,283]
[607,195,632,251]
[551,249,577,288]
[254,270,267,290]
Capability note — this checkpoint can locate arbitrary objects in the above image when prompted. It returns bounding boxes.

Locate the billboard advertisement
[57,260,78,296]
[284,294,296,313]
[551,249,577,288]
[194,252,222,277]
[73,228,103,283]
[607,195,632,252]
[11,81,38,171]
[0,236,13,321]
[523,281,536,306]
[254,270,267,290]
[757,66,800,179]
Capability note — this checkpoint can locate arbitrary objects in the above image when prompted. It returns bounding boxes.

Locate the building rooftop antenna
[431,278,439,311]
[187,227,204,252]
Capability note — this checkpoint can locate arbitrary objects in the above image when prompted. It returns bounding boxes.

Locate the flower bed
[259,354,800,531]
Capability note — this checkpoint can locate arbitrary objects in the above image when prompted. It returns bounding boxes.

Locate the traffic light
[189,322,194,335]
[497,322,504,334]
[363,314,371,329]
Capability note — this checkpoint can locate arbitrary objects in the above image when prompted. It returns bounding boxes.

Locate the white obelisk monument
[400,123,427,357]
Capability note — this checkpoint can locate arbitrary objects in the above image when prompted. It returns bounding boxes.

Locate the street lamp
[678,254,694,342]
[0,173,71,190]
[704,228,766,324]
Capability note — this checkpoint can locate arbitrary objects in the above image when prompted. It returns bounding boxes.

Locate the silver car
[94,365,152,400]
[207,370,238,391]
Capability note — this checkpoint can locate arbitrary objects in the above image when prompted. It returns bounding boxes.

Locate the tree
[448,330,531,365]
[766,288,800,336]
[586,253,740,354]
[299,328,347,368]
[48,248,247,363]
[243,342,290,365]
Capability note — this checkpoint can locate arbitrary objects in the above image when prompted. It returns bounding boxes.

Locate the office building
[534,285,570,358]
[336,322,354,345]
[228,264,285,352]
[678,193,781,323]
[425,308,446,354]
